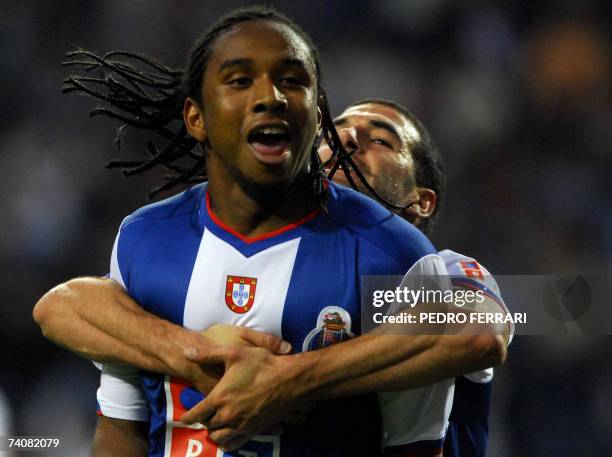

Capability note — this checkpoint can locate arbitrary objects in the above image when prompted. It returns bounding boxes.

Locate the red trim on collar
[205,192,320,244]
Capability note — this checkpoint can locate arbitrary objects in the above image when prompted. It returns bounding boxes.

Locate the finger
[183,344,228,365]
[180,397,216,425]
[208,428,243,445]
[240,328,292,354]
[203,411,232,431]
[282,411,307,425]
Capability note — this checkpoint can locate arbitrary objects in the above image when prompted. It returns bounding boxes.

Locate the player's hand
[180,345,308,452]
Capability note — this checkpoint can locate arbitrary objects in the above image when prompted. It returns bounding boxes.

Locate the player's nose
[252,77,288,114]
[337,127,361,154]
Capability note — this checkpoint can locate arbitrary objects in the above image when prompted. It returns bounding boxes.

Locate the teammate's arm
[299,294,509,397]
[33,276,290,393]
[91,417,148,457]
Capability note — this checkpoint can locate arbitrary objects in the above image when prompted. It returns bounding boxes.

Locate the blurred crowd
[1,1,610,455]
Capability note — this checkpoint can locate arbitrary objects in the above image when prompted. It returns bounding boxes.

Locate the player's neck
[207,167,318,239]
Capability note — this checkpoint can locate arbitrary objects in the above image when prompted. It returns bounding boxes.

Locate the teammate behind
[319,98,512,457]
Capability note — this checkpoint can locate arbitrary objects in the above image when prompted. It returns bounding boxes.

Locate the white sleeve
[379,380,454,449]
[439,249,513,344]
[97,363,149,421]
[381,254,453,449]
[387,253,451,315]
[439,249,511,384]
[95,221,148,421]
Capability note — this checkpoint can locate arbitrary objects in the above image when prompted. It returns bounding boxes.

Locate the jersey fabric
[98,181,446,457]
[381,249,510,457]
[441,249,510,457]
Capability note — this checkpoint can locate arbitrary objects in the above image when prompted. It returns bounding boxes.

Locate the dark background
[1,1,610,455]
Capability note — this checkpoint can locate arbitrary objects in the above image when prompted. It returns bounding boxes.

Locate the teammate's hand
[179,345,308,452]
[177,325,292,396]
[197,324,292,354]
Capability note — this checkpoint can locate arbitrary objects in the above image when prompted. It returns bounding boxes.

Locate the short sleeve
[96,362,149,422]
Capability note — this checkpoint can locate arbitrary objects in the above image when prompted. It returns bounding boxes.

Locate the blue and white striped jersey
[98,181,446,457]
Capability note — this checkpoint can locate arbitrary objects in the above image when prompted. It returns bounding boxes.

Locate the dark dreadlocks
[61,5,402,209]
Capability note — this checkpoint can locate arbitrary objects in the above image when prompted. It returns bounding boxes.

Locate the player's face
[319,103,421,207]
[197,21,320,192]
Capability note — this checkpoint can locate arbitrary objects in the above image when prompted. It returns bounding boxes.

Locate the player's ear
[403,187,436,221]
[184,97,207,142]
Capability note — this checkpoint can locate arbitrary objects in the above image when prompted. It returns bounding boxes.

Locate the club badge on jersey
[302,306,355,351]
[225,276,257,314]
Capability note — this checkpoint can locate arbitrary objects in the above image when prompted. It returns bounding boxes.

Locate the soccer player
[318,99,512,457]
[34,6,507,457]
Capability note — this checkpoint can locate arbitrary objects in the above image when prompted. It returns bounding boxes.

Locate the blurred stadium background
[1,1,610,455]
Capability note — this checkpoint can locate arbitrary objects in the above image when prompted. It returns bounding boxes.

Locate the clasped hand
[180,325,314,452]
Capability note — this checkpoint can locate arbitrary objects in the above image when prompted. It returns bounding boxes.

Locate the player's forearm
[311,333,507,398]
[33,277,214,384]
[289,312,507,399]
[289,332,438,398]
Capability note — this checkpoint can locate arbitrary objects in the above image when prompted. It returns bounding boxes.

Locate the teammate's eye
[228,77,252,87]
[372,138,392,148]
[279,76,305,87]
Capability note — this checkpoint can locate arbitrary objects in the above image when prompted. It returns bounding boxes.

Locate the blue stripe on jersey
[141,374,168,457]
[444,376,491,457]
[116,185,205,324]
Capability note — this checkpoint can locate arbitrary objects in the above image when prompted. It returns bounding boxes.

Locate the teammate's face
[187,21,320,194]
[319,103,421,207]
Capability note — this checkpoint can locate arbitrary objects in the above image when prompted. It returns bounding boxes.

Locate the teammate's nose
[252,78,288,114]
[337,127,360,154]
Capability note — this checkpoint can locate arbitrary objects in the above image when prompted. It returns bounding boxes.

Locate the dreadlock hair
[347,98,447,234]
[61,5,344,202]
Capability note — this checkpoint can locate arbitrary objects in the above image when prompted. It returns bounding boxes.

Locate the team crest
[225,276,257,314]
[303,306,355,351]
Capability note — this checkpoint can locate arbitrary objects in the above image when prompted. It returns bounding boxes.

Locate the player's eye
[372,138,392,148]
[278,76,305,87]
[227,76,252,87]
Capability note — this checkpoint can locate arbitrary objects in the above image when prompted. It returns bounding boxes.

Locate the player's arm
[33,276,216,388]
[299,293,509,397]
[91,416,148,457]
[33,276,289,393]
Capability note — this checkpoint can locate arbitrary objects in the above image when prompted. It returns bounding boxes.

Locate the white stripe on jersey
[183,228,300,334]
[110,220,127,288]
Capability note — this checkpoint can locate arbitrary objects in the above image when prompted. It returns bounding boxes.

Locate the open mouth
[248,125,292,160]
